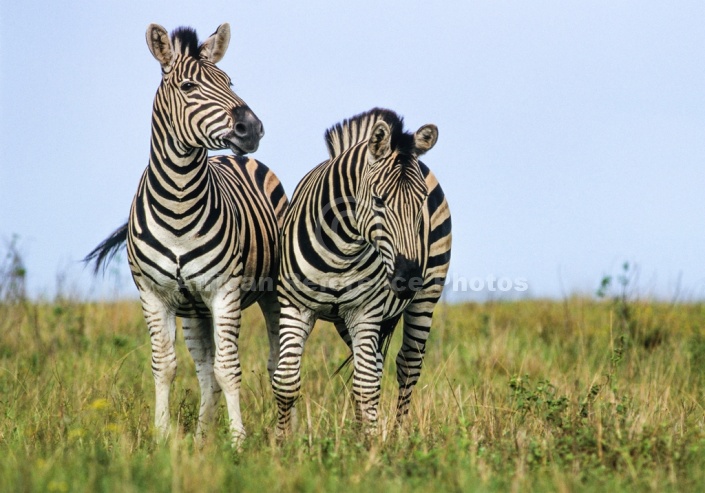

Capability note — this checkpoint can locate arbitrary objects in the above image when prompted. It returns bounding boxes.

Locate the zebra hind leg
[140,290,178,441]
[334,321,353,353]
[332,321,353,377]
[271,302,314,440]
[378,316,401,378]
[257,290,281,381]
[182,316,222,444]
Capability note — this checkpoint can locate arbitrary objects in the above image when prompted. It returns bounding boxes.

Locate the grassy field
[1,285,705,491]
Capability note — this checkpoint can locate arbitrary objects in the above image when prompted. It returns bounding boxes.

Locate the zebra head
[357,119,438,299]
[146,23,264,155]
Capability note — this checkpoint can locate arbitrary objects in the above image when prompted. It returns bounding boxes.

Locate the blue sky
[1,1,704,301]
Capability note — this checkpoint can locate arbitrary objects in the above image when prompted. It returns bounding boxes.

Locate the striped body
[128,153,286,316]
[272,109,451,436]
[88,23,287,444]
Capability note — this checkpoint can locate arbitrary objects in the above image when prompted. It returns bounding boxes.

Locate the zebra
[85,23,288,444]
[271,108,452,437]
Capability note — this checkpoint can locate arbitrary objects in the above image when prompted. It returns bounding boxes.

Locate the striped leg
[182,316,221,442]
[334,322,353,353]
[210,281,246,444]
[272,300,314,438]
[394,303,433,423]
[140,290,178,440]
[335,320,385,386]
[377,316,401,377]
[257,290,281,381]
[349,320,382,431]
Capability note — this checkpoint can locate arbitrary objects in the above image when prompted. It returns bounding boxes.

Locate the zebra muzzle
[224,106,264,155]
[389,256,423,299]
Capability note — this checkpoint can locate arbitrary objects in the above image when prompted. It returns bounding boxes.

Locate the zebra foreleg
[182,316,221,443]
[257,290,281,381]
[335,320,384,397]
[210,282,246,445]
[394,304,432,424]
[140,290,178,441]
[348,320,382,434]
[272,302,314,439]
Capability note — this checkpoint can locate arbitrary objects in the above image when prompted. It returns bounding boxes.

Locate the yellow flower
[68,428,85,440]
[47,480,69,493]
[105,423,120,433]
[89,398,110,411]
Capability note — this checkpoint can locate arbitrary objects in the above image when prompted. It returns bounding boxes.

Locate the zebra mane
[325,108,411,159]
[171,27,200,58]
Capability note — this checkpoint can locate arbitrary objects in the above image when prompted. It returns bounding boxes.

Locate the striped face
[357,120,438,299]
[147,23,263,155]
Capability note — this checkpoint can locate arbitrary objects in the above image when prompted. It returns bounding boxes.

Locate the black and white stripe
[272,108,452,436]
[86,23,287,444]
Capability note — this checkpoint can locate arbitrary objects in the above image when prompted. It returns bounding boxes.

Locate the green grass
[1,295,704,492]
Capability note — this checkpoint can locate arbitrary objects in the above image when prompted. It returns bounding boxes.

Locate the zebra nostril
[234,122,249,137]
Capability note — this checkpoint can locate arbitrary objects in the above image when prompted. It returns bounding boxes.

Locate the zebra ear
[368,121,392,160]
[146,24,174,70]
[413,124,438,156]
[200,23,231,63]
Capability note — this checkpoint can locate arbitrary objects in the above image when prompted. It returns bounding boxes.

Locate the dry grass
[0,294,704,491]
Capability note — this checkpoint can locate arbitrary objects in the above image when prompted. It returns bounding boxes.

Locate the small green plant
[0,235,27,303]
[596,261,636,333]
[597,262,667,350]
[509,374,570,432]
[688,328,705,385]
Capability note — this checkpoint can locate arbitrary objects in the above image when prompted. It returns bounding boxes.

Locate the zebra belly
[317,292,412,325]
[284,268,413,324]
[132,267,267,318]
[128,236,264,316]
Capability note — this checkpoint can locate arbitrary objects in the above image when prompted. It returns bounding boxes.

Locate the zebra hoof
[228,426,247,451]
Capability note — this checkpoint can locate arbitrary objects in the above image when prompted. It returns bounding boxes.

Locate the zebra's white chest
[130,226,237,286]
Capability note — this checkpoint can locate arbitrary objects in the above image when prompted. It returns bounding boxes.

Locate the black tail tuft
[83,222,129,275]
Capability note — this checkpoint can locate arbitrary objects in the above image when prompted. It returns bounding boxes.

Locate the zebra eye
[372,195,385,208]
[180,81,197,92]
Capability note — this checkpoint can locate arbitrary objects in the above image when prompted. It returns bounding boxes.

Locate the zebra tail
[83,222,128,275]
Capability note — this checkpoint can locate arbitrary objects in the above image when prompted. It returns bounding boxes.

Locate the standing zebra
[272,108,452,437]
[86,23,288,444]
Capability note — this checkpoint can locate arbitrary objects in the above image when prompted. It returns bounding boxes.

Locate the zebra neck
[140,146,213,235]
[314,158,367,258]
[147,129,210,203]
[130,112,219,238]
[314,201,367,259]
